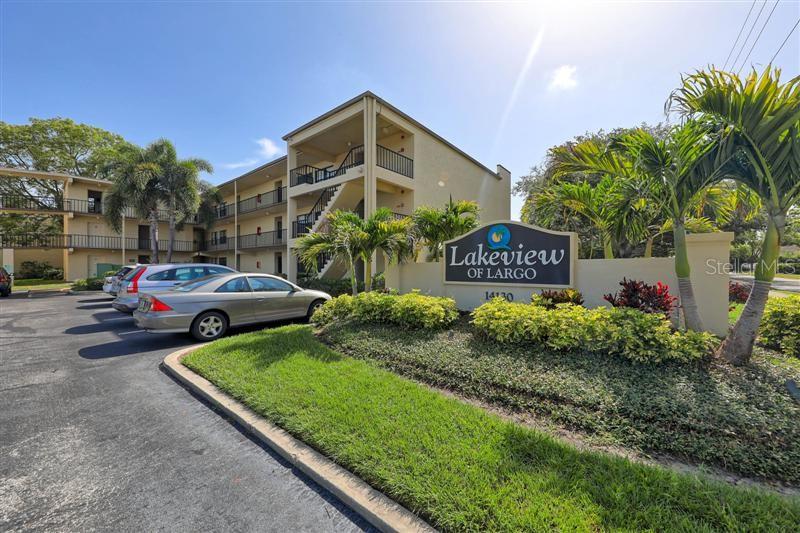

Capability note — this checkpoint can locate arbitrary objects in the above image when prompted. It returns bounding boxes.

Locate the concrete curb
[163,345,437,533]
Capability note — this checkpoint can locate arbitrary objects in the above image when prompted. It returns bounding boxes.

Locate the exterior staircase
[294,180,364,280]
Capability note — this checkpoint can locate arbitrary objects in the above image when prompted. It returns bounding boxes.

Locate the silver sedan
[133,273,331,341]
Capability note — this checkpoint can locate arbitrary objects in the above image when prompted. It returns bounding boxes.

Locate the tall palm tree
[156,144,213,262]
[104,142,165,262]
[670,66,800,364]
[105,139,211,263]
[296,208,412,295]
[412,198,479,261]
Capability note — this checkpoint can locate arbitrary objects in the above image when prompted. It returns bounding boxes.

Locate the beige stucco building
[1,92,511,281]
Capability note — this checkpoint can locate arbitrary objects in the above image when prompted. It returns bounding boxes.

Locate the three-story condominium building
[1,92,511,281]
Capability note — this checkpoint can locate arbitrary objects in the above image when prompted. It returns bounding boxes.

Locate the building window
[275,252,282,274]
[218,256,227,266]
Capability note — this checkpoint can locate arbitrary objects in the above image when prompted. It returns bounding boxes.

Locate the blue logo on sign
[487,224,511,250]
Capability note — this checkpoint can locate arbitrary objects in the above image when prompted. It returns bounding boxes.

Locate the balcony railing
[204,229,286,252]
[290,145,365,187]
[0,195,66,211]
[214,187,286,219]
[377,145,414,178]
[0,233,196,251]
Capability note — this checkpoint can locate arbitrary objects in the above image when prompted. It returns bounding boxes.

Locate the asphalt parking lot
[0,291,371,532]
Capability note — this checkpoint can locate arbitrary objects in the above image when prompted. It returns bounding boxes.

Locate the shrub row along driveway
[0,293,370,532]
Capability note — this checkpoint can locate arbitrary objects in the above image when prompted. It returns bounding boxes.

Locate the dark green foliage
[324,319,800,484]
[18,260,63,280]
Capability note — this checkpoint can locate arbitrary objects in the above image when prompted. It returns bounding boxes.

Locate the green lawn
[324,319,800,485]
[183,325,799,531]
[729,302,744,323]
[13,278,72,291]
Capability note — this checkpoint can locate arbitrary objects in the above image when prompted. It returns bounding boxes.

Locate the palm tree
[156,144,213,262]
[670,66,800,364]
[104,142,165,262]
[296,208,412,295]
[105,139,212,263]
[547,122,731,331]
[412,198,479,261]
[533,176,623,259]
[195,181,223,229]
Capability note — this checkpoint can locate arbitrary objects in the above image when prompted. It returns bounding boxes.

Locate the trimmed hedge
[312,290,458,330]
[71,277,105,291]
[761,296,800,357]
[472,298,714,364]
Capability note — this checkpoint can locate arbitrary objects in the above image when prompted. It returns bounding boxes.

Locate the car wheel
[191,311,228,341]
[307,299,326,319]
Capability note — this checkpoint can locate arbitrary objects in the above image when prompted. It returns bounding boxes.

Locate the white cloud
[220,158,259,170]
[256,137,282,159]
[220,137,284,171]
[548,65,578,92]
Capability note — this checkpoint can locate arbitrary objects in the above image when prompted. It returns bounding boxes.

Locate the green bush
[312,290,458,330]
[472,298,713,364]
[535,288,584,308]
[72,277,105,291]
[760,296,800,357]
[18,260,63,280]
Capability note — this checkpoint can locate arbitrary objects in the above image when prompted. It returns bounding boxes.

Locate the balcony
[0,195,66,212]
[377,145,413,179]
[0,233,196,251]
[0,193,202,224]
[290,145,365,187]
[203,229,287,252]
[213,187,286,220]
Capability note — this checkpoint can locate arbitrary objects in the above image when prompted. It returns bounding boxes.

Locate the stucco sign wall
[443,221,577,288]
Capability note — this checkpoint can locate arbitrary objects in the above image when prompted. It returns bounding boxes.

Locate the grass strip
[13,278,71,291]
[325,320,800,485]
[183,325,799,531]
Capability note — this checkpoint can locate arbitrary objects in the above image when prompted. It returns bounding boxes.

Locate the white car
[103,265,137,296]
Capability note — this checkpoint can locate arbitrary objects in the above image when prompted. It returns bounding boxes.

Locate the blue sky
[2,1,798,219]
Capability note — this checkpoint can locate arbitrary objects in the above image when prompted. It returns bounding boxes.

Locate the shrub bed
[323,319,800,484]
[185,325,800,530]
[761,296,800,357]
[472,298,713,364]
[312,290,458,330]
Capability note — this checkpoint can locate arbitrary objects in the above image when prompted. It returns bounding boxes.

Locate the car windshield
[171,274,223,292]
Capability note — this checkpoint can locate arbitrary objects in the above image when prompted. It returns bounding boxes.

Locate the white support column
[234,180,239,269]
[63,178,71,281]
[286,146,298,283]
[363,95,378,283]
[121,215,126,266]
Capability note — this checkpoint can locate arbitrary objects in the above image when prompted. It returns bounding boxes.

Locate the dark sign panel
[444,222,574,286]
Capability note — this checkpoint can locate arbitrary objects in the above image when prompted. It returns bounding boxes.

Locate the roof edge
[282,91,502,179]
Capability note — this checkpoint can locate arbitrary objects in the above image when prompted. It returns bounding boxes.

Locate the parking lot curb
[162,346,436,533]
